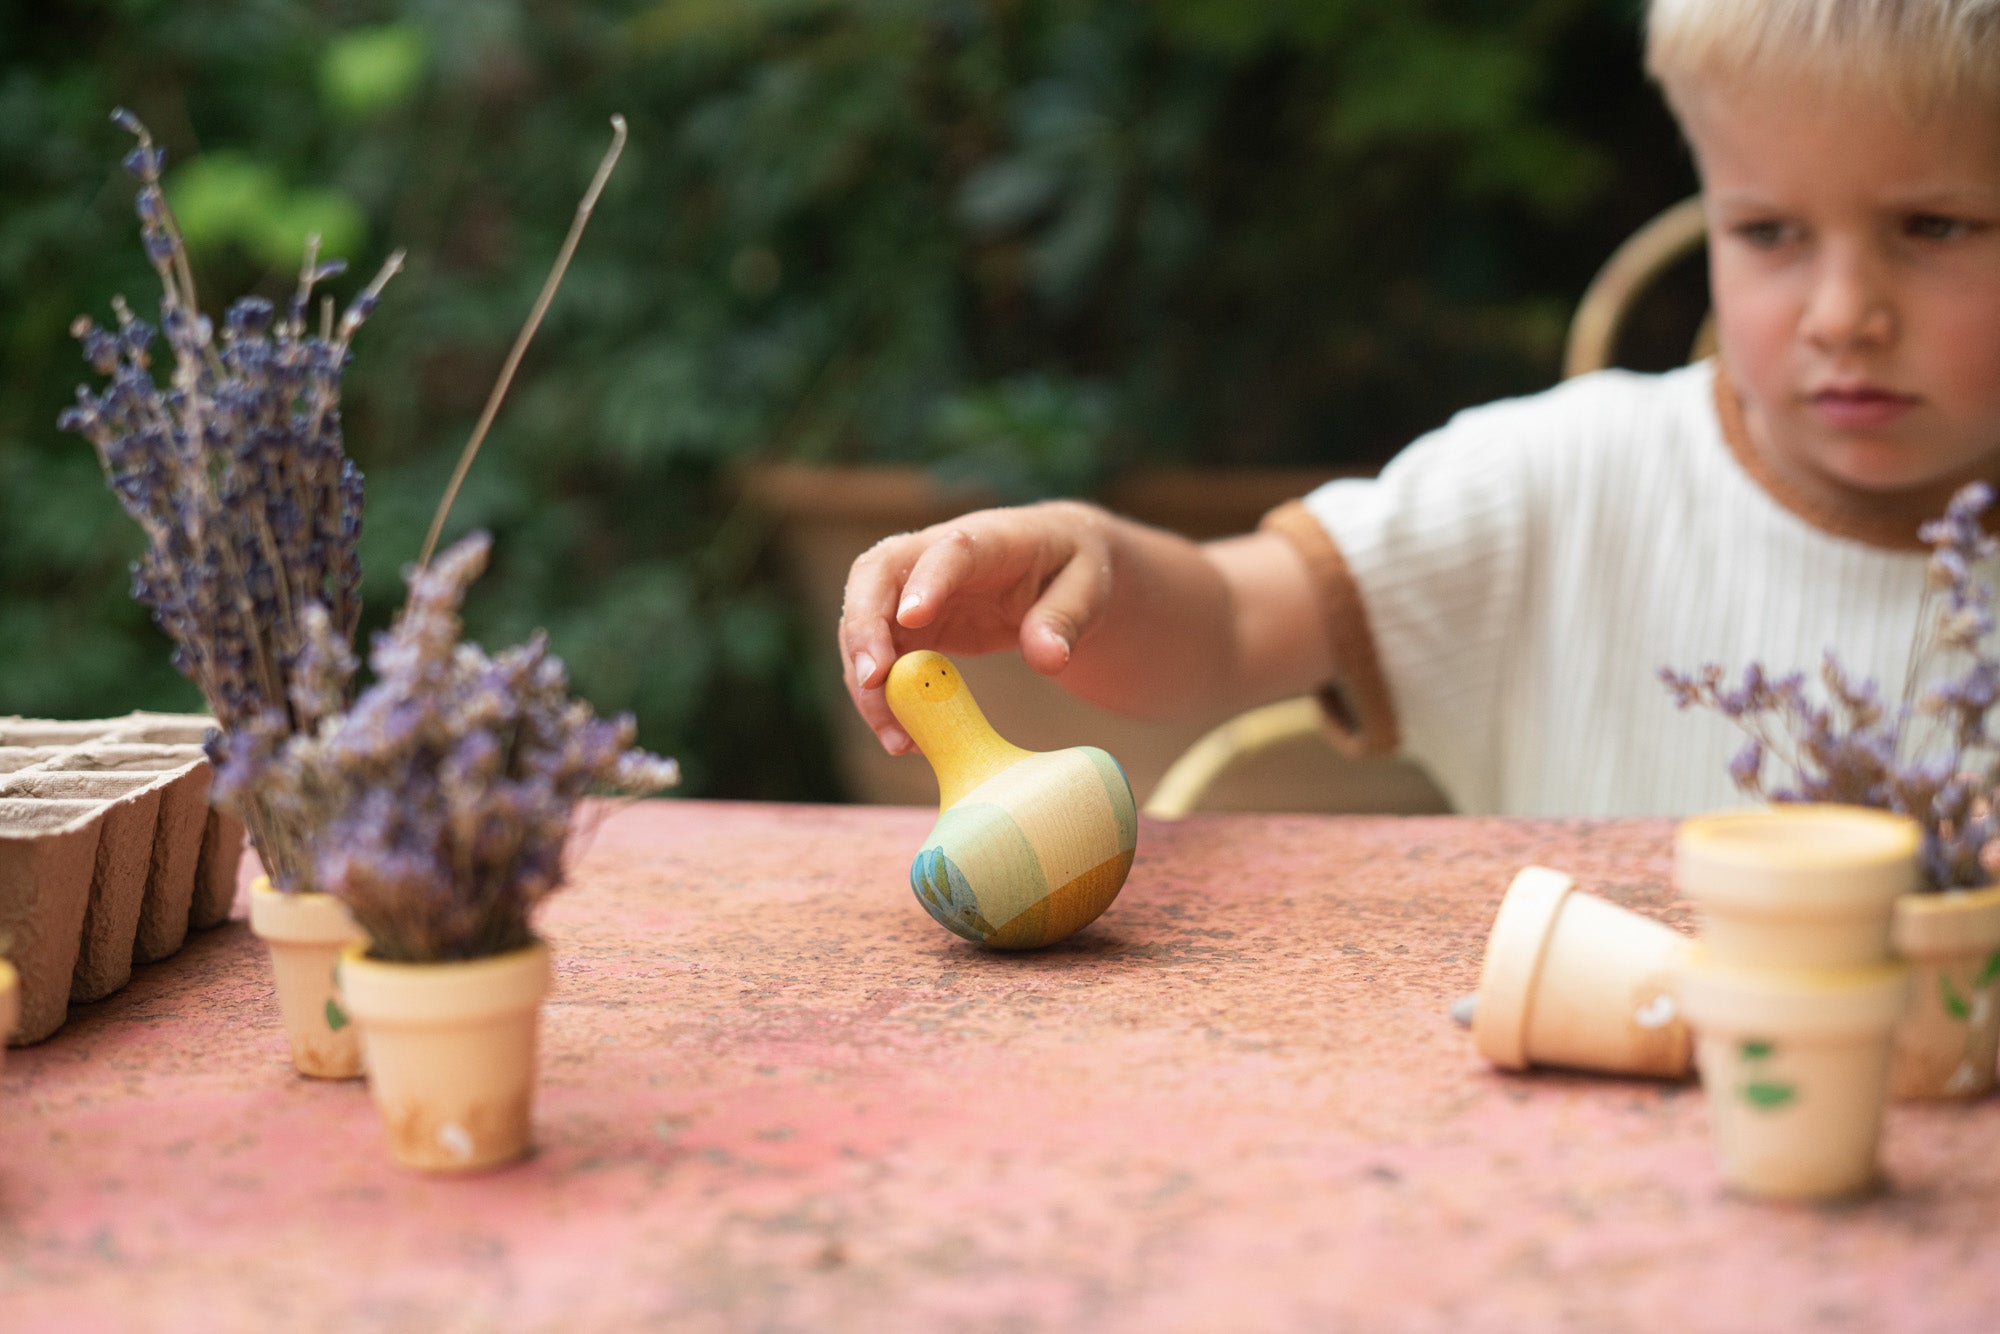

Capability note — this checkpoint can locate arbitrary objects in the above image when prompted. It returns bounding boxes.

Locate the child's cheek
[1710,288,1790,393]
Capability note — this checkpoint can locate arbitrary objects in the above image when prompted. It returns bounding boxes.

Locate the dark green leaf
[1976,949,2000,989]
[1940,974,1972,1021]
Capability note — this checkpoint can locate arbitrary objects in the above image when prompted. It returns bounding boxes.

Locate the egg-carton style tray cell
[0,712,244,1044]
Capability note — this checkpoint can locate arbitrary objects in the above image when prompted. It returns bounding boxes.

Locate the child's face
[1678,78,2000,509]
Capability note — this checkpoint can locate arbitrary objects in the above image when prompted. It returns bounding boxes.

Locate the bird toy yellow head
[885,650,1137,948]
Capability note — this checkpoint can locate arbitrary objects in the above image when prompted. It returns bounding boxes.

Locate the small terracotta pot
[1674,805,1919,968]
[1472,866,1694,1078]
[248,877,366,1079]
[1677,953,1908,1201]
[339,941,552,1173]
[1889,884,2000,1099]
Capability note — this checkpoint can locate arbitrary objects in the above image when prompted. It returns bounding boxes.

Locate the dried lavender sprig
[213,532,678,956]
[62,109,402,887]
[1662,481,2000,889]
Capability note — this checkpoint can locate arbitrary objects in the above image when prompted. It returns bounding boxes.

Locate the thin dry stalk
[418,114,628,568]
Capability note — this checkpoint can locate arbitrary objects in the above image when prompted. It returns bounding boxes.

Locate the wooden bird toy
[886,650,1137,949]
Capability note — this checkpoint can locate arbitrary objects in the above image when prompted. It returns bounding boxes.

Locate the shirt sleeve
[1262,396,1542,801]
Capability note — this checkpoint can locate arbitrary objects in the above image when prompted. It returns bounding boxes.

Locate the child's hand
[839,501,1110,755]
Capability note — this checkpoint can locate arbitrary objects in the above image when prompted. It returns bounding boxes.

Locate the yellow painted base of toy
[986,848,1136,949]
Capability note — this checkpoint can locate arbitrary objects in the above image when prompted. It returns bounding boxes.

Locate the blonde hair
[1646,0,2000,110]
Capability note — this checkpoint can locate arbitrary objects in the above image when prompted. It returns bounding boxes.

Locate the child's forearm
[1065,511,1335,721]
[838,499,1334,753]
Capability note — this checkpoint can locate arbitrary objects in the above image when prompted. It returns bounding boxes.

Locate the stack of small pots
[1468,802,2000,1202]
[1673,805,1920,1201]
[250,877,553,1173]
[247,867,553,1177]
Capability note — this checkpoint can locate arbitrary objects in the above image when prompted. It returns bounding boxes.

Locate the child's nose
[1801,244,1896,351]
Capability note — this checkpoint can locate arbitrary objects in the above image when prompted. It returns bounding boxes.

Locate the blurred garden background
[0,0,1699,802]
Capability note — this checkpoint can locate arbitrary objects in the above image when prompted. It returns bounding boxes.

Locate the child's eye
[1905,213,1979,241]
[1731,220,1794,249]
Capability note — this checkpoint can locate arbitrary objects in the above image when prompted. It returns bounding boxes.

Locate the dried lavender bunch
[1662,481,2000,890]
[57,108,402,887]
[213,532,679,961]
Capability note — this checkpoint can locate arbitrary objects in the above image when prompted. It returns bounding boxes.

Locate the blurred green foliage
[0,0,1696,800]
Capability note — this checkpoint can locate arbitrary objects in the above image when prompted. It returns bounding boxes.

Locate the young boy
[837,0,2000,817]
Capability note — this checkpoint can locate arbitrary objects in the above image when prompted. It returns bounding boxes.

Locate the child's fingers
[893,526,983,629]
[839,533,921,753]
[842,670,913,756]
[898,506,1090,629]
[1019,542,1111,676]
[838,503,1092,752]
[837,639,912,755]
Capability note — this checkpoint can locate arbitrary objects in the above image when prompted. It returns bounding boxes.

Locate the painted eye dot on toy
[884,650,1136,949]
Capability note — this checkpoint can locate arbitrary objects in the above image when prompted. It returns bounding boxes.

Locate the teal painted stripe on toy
[1083,747,1137,850]
[924,802,1050,930]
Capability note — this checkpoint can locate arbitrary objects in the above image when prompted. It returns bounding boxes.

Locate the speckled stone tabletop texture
[2,801,1994,1333]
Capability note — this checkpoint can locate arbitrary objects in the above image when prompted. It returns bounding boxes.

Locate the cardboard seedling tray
[0,713,241,1044]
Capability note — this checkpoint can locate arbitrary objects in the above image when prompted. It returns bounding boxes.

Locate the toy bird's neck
[910,695,1034,809]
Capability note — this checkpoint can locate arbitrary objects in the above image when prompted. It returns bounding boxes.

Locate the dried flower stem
[1663,482,2000,889]
[418,114,628,568]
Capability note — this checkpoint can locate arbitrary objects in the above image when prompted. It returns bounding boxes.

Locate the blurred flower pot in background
[1890,885,2000,1099]
[1673,806,1920,969]
[249,877,366,1079]
[1678,954,1907,1201]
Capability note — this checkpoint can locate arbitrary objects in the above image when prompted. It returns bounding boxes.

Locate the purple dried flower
[62,110,404,890]
[1727,738,1765,791]
[224,533,679,957]
[1663,482,2000,890]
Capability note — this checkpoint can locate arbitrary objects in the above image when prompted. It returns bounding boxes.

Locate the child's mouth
[1809,387,1918,431]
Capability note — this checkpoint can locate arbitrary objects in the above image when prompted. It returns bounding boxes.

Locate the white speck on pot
[438,1122,474,1161]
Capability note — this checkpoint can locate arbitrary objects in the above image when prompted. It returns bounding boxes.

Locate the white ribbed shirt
[1292,360,1952,817]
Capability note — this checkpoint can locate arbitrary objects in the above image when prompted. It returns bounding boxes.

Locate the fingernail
[897,592,922,619]
[1049,629,1072,665]
[854,652,877,686]
[881,726,912,754]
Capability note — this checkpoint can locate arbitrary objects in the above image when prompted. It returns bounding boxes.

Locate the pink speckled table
[3,801,1995,1332]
